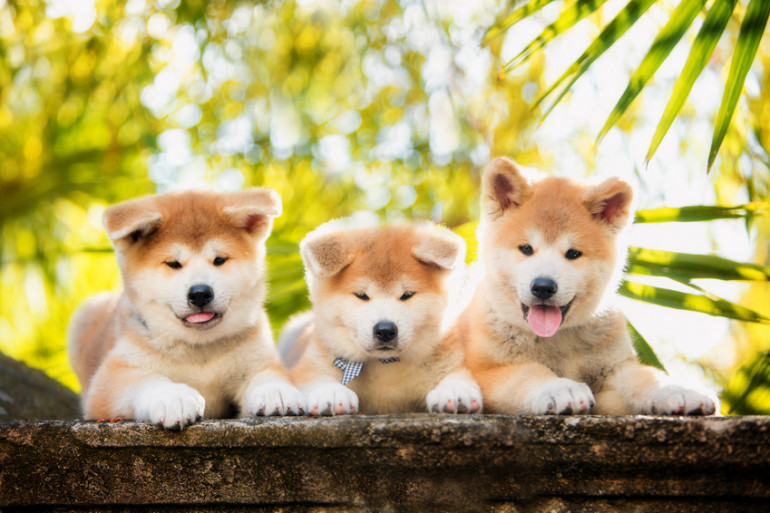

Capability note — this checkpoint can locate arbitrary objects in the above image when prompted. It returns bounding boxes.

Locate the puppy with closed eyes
[279,219,482,416]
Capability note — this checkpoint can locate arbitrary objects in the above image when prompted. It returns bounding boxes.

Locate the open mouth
[180,311,223,330]
[521,299,573,338]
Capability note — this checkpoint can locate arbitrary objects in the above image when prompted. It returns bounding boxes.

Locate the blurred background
[1,0,768,413]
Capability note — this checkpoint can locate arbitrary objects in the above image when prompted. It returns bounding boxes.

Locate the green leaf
[502,0,610,72]
[626,247,770,281]
[646,0,738,162]
[596,0,707,145]
[708,0,770,171]
[724,350,770,414]
[482,0,558,46]
[536,0,658,119]
[618,281,770,324]
[633,203,770,223]
[626,320,667,372]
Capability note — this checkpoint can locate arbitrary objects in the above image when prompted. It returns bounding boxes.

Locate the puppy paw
[305,383,358,416]
[135,382,205,430]
[526,378,594,415]
[648,385,718,415]
[427,379,483,414]
[244,381,305,416]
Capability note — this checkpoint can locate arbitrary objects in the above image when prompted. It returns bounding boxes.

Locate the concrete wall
[1,415,768,512]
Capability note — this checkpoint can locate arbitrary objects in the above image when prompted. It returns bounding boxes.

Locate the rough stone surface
[0,351,80,421]
[1,415,768,512]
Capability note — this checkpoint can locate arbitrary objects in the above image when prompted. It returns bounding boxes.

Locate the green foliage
[486,0,770,167]
[1,0,769,416]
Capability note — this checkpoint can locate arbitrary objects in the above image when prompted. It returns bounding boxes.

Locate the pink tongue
[186,312,215,324]
[527,305,562,338]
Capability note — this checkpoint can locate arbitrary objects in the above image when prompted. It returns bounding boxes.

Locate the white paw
[526,378,594,415]
[244,380,305,416]
[135,382,205,430]
[427,378,483,414]
[648,385,718,415]
[305,383,358,416]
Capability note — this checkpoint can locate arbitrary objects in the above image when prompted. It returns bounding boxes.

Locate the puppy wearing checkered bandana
[279,219,482,416]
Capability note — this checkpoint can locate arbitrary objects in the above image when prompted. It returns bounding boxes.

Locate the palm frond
[618,281,770,324]
[646,0,738,162]
[596,0,707,145]
[708,0,770,171]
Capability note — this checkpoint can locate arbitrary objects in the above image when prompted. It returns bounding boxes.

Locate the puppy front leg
[427,368,483,414]
[475,362,594,414]
[596,358,719,415]
[238,366,305,417]
[85,356,205,430]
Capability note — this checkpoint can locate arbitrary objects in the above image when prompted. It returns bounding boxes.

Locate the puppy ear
[222,188,282,238]
[300,228,355,278]
[103,197,162,251]
[481,157,533,217]
[411,227,466,270]
[583,177,634,231]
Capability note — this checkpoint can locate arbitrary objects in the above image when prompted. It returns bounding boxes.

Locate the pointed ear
[222,188,282,238]
[481,157,533,217]
[411,227,466,270]
[300,227,355,278]
[583,178,634,231]
[103,197,162,251]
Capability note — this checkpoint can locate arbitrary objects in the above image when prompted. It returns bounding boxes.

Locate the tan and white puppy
[462,157,718,415]
[68,188,303,429]
[279,220,482,416]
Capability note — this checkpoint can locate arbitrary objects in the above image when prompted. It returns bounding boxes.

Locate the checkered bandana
[333,357,400,385]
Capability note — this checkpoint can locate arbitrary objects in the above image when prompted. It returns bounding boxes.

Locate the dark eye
[519,244,534,256]
[213,256,228,266]
[354,292,370,301]
[565,249,582,260]
[400,291,415,301]
[165,261,182,269]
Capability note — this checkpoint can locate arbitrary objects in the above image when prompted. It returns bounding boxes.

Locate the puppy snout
[373,321,398,344]
[188,284,214,308]
[531,277,557,300]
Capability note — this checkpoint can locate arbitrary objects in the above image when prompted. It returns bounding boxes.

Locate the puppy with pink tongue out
[460,158,719,416]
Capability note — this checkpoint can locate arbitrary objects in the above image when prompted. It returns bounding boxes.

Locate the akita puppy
[68,188,303,429]
[279,220,482,415]
[462,157,718,415]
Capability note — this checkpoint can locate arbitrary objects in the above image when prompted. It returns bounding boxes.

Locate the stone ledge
[1,415,769,512]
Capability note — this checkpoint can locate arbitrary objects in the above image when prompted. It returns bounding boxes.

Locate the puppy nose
[188,284,214,308]
[531,277,557,300]
[373,321,398,343]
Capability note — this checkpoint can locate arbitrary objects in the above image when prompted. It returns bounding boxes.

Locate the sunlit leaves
[708,0,770,171]
[486,0,770,167]
[646,0,737,163]
[723,350,770,414]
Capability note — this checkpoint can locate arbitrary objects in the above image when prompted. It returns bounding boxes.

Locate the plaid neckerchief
[333,356,400,385]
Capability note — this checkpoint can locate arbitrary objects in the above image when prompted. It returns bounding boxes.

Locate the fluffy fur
[68,188,303,429]
[279,219,482,415]
[461,157,719,415]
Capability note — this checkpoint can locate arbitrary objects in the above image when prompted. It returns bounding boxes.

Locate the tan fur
[280,221,482,415]
[68,188,303,428]
[463,158,719,415]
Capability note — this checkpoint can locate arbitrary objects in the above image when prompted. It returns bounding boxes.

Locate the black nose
[188,284,214,308]
[531,277,557,300]
[373,321,398,343]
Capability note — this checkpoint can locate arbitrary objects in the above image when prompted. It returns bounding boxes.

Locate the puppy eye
[565,249,582,260]
[400,291,415,301]
[354,292,370,301]
[165,261,182,269]
[213,256,228,266]
[519,244,534,256]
